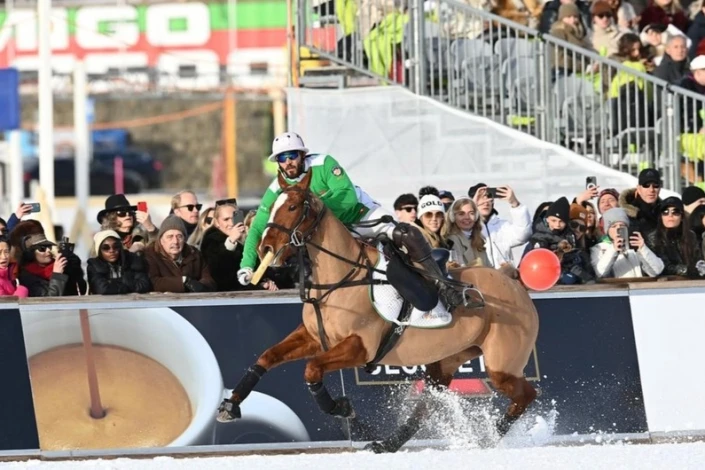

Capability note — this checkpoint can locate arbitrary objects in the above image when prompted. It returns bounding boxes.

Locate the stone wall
[20,94,273,195]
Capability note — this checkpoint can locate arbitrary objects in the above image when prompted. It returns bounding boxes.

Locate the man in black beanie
[619,168,663,234]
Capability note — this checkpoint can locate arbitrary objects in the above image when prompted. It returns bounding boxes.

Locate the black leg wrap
[232,364,267,402]
[307,382,354,418]
[364,406,425,453]
[496,413,520,438]
[217,364,267,423]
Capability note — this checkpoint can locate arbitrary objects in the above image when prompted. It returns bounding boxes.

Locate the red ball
[519,248,561,291]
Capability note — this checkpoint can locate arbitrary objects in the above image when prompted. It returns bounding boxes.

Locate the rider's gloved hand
[237,267,254,286]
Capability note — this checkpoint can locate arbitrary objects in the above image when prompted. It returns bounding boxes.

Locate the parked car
[24,157,144,197]
[92,149,163,189]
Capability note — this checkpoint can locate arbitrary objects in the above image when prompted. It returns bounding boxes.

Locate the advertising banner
[7,293,647,454]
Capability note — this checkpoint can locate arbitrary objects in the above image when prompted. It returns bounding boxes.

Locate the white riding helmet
[268,132,309,162]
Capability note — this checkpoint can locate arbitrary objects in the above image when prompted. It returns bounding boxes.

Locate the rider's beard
[283,160,304,179]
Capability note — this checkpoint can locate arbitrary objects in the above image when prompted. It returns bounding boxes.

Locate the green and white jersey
[241,154,370,270]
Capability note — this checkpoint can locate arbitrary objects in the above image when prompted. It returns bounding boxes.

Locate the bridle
[263,186,387,351]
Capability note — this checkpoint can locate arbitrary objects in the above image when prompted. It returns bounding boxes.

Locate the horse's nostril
[263,245,274,255]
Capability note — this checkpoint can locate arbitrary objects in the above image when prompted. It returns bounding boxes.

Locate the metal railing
[297,0,705,192]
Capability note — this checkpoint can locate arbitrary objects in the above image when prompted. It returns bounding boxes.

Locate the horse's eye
[288,204,297,211]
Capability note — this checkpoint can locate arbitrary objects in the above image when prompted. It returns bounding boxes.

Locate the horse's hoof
[216,399,241,423]
[330,397,355,419]
[364,441,390,453]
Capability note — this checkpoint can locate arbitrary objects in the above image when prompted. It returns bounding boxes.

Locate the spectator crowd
[1,167,703,300]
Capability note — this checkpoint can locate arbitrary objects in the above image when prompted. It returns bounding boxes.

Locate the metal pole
[287,0,293,87]
[665,91,681,193]
[37,0,55,212]
[73,61,90,216]
[411,0,426,95]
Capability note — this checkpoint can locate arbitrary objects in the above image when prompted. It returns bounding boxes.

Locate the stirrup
[462,286,485,308]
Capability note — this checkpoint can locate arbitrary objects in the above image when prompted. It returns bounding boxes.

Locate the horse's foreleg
[487,369,537,438]
[366,347,482,454]
[303,334,367,419]
[217,323,320,422]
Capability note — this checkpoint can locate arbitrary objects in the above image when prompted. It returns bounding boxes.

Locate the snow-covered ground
[1,443,705,470]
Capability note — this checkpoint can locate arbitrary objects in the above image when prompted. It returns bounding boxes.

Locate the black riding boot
[392,223,465,310]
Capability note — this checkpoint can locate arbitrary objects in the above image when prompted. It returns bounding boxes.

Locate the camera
[58,236,75,256]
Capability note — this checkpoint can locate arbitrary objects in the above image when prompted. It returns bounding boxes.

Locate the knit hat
[158,215,187,239]
[569,203,588,221]
[597,188,620,209]
[681,186,705,207]
[418,194,445,217]
[93,230,121,253]
[601,208,630,231]
[558,3,580,20]
[546,197,570,223]
[591,0,612,16]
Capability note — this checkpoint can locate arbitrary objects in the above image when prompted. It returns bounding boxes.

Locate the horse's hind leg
[486,370,537,438]
[218,323,321,422]
[303,334,368,419]
[366,347,482,454]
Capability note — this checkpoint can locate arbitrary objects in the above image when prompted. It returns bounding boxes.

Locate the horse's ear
[277,171,287,189]
[299,170,313,189]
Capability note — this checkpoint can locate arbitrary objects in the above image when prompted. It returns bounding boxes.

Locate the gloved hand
[184,278,207,293]
[237,267,253,286]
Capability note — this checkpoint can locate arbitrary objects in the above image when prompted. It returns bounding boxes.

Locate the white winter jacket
[590,240,664,278]
[481,205,532,268]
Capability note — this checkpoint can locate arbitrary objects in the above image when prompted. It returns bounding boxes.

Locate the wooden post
[223,92,238,198]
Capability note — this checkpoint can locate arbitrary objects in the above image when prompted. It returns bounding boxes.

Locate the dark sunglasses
[35,245,51,253]
[115,210,134,218]
[179,204,203,212]
[661,208,682,216]
[100,243,121,252]
[276,151,300,163]
[643,183,660,189]
[215,198,237,207]
[399,206,417,213]
[596,13,611,18]
[570,220,586,232]
[205,216,213,225]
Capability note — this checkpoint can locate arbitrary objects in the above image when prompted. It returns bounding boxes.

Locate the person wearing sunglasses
[238,132,466,318]
[393,193,418,224]
[645,197,705,278]
[171,190,203,238]
[96,194,157,256]
[17,233,86,297]
[591,1,622,58]
[87,230,151,295]
[621,168,663,234]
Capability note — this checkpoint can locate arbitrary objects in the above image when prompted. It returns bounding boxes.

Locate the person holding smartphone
[201,200,278,292]
[590,207,664,279]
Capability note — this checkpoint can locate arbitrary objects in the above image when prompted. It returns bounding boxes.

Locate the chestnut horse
[217,172,539,453]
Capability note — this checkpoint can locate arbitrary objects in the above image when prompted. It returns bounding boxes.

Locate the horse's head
[259,170,325,267]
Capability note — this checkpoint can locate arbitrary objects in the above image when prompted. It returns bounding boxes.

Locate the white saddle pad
[369,249,452,329]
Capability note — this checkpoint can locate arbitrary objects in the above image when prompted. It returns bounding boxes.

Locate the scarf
[23,261,55,281]
[117,230,134,249]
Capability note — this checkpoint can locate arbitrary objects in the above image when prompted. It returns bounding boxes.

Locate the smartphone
[29,202,41,213]
[617,226,629,251]
[586,176,597,190]
[137,201,148,212]
[485,187,498,199]
[233,210,245,225]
